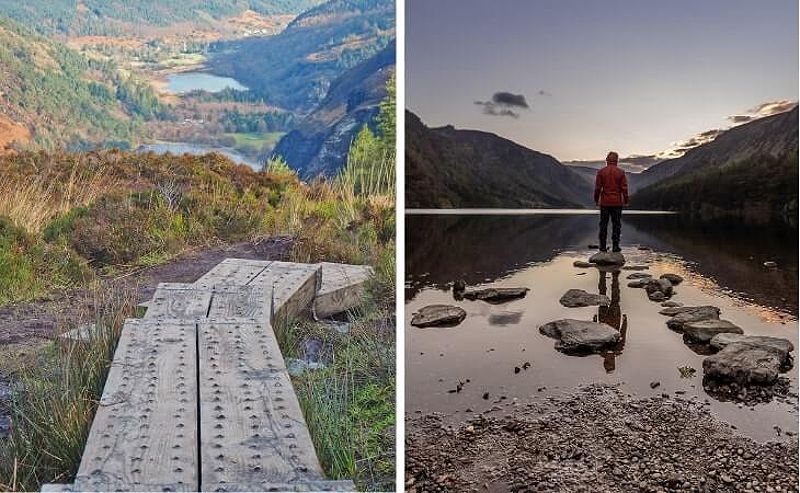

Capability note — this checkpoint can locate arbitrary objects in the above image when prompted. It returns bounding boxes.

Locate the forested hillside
[0,0,322,36]
[210,0,395,111]
[0,17,164,150]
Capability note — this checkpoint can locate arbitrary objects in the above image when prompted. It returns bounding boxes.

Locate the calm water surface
[165,72,247,94]
[138,142,260,170]
[406,212,798,442]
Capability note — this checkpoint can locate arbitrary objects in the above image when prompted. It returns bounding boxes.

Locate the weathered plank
[204,479,356,492]
[197,320,326,490]
[144,283,212,320]
[73,319,198,492]
[206,285,270,322]
[194,259,271,289]
[248,262,321,323]
[313,263,373,318]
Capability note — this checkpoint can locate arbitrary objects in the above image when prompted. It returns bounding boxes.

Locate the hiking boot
[612,246,621,252]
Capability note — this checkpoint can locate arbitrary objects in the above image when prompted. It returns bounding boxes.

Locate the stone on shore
[588,251,626,266]
[411,305,467,328]
[660,273,684,285]
[539,319,620,353]
[559,289,610,308]
[682,319,744,344]
[462,287,529,303]
[703,342,787,385]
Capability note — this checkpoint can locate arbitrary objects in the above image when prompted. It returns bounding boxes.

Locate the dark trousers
[599,206,622,251]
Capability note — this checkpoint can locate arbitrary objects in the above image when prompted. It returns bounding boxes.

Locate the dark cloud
[475,91,533,118]
[492,92,529,108]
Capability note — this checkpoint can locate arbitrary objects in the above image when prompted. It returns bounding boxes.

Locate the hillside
[272,42,394,177]
[210,0,395,112]
[0,17,164,151]
[0,0,322,36]
[406,111,594,208]
[630,108,799,220]
[631,107,799,192]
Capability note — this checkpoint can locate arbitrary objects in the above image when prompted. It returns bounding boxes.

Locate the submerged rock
[573,260,594,268]
[559,289,610,308]
[411,305,467,327]
[539,319,620,353]
[588,251,626,266]
[660,306,721,331]
[660,273,684,285]
[463,287,529,303]
[621,264,649,271]
[683,319,744,344]
[703,342,787,385]
[626,272,652,279]
[710,334,794,364]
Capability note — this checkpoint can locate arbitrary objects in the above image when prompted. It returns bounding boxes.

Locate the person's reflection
[593,269,628,372]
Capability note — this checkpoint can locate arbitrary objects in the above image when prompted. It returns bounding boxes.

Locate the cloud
[565,154,662,173]
[475,91,533,118]
[727,99,797,124]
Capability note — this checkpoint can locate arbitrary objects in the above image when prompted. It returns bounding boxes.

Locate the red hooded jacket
[594,163,629,207]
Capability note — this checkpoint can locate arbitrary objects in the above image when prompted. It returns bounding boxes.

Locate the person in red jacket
[594,151,628,252]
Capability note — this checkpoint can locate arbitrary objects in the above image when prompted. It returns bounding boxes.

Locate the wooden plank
[144,283,212,320]
[204,479,356,492]
[313,263,373,318]
[197,320,326,490]
[194,259,271,289]
[248,262,321,323]
[207,285,270,322]
[73,319,198,492]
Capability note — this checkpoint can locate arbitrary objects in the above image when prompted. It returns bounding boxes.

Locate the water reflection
[594,270,628,373]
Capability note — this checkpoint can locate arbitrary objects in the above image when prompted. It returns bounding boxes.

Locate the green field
[226,131,285,153]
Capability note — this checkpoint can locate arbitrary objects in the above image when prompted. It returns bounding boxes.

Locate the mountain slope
[406,112,594,208]
[630,108,798,219]
[631,107,799,192]
[210,0,395,112]
[272,42,394,177]
[0,0,322,36]
[0,17,163,151]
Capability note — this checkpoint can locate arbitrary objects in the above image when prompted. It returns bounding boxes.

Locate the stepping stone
[539,319,620,353]
[661,301,683,308]
[411,305,467,328]
[559,289,610,308]
[703,342,787,385]
[659,306,721,331]
[573,261,594,268]
[626,273,652,279]
[710,334,794,364]
[621,265,649,271]
[627,279,650,288]
[683,319,744,343]
[588,251,626,266]
[463,287,529,303]
[660,273,684,285]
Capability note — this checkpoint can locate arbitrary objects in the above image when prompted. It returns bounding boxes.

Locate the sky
[406,0,799,162]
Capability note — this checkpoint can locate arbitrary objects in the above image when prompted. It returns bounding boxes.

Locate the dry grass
[0,167,110,233]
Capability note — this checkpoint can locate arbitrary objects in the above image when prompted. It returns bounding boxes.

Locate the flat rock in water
[626,273,652,279]
[588,252,626,266]
[621,265,649,271]
[411,305,467,328]
[462,287,529,303]
[683,319,744,343]
[627,279,650,288]
[648,291,666,301]
[660,273,684,285]
[559,289,610,308]
[573,261,594,268]
[539,319,620,353]
[710,334,794,364]
[661,301,683,308]
[703,342,786,384]
[661,306,721,331]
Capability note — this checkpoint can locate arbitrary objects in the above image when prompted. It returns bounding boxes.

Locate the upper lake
[164,72,248,94]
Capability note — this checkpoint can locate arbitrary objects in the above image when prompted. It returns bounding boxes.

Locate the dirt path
[406,384,798,493]
[0,237,292,348]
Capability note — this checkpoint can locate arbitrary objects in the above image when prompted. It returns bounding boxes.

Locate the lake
[405,211,798,441]
[164,72,248,94]
[138,142,260,170]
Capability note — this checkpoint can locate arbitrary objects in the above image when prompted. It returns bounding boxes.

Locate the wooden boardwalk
[44,260,372,492]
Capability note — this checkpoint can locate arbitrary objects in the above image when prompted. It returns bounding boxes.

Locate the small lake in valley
[138,142,260,170]
[405,210,798,442]
[164,72,248,94]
